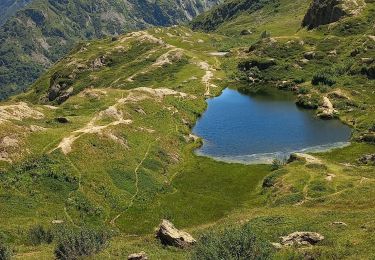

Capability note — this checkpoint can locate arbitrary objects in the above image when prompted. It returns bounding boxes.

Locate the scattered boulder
[304,51,316,60]
[361,65,375,79]
[156,219,196,248]
[328,49,337,56]
[92,56,106,69]
[357,154,375,165]
[361,58,374,64]
[302,0,366,29]
[332,221,347,226]
[317,97,338,119]
[325,173,336,181]
[52,220,64,224]
[299,58,310,65]
[135,108,146,115]
[359,133,375,143]
[48,83,74,104]
[128,252,148,260]
[279,232,324,246]
[240,29,252,35]
[55,117,69,124]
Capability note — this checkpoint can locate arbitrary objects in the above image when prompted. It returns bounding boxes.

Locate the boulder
[92,56,106,69]
[317,97,338,119]
[55,117,69,124]
[332,221,347,226]
[128,252,148,260]
[240,29,252,35]
[361,58,374,64]
[156,219,196,248]
[304,51,316,60]
[357,154,375,165]
[280,232,324,246]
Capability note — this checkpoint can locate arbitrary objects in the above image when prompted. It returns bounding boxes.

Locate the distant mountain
[0,0,221,100]
[0,0,32,26]
[191,0,271,32]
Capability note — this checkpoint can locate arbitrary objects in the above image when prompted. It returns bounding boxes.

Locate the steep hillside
[0,0,374,258]
[191,0,273,31]
[0,0,221,100]
[0,0,32,26]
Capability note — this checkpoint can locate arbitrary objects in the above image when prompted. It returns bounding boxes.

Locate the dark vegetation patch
[191,224,274,259]
[54,226,111,260]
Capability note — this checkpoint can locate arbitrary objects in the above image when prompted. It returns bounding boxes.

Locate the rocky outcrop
[273,232,325,248]
[317,97,338,119]
[128,252,148,260]
[302,0,365,29]
[357,154,375,165]
[156,219,196,248]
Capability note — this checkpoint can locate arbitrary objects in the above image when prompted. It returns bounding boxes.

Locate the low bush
[29,224,54,246]
[271,158,286,171]
[263,169,287,188]
[0,242,12,260]
[54,226,111,260]
[311,72,336,86]
[191,224,273,260]
[298,86,310,94]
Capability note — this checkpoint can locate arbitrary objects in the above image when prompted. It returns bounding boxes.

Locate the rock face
[128,251,148,260]
[278,232,325,246]
[156,219,196,248]
[302,0,365,29]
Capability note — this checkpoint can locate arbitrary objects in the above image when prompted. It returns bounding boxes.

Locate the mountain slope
[0,0,374,258]
[0,0,221,100]
[0,0,32,26]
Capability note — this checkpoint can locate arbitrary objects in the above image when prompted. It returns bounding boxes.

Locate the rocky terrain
[0,0,374,258]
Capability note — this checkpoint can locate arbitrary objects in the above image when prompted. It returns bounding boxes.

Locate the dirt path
[110,138,159,227]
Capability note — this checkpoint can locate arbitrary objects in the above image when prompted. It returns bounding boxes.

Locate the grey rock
[156,219,196,248]
[280,232,324,246]
[128,251,148,260]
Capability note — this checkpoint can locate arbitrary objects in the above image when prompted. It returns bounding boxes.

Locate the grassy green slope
[0,0,374,258]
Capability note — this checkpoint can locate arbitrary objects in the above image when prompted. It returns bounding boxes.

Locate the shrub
[0,242,12,260]
[271,158,286,171]
[54,226,110,260]
[260,30,271,39]
[29,224,54,245]
[191,224,273,260]
[311,72,336,86]
[298,86,310,94]
[262,169,287,188]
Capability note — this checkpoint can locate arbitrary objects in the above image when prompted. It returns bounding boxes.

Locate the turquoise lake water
[193,88,352,164]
